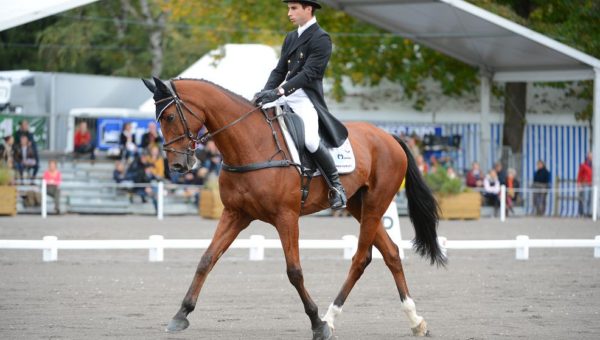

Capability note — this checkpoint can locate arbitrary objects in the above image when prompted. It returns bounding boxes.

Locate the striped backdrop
[374,121,590,217]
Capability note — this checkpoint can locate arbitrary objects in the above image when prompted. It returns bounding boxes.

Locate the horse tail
[393,135,447,267]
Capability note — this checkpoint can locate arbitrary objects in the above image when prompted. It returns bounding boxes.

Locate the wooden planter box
[199,189,224,220]
[437,191,481,220]
[0,186,17,216]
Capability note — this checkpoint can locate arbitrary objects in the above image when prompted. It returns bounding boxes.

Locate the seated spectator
[195,140,222,176]
[13,120,39,181]
[466,161,483,188]
[0,135,15,167]
[428,154,439,174]
[113,161,127,183]
[126,154,157,211]
[506,168,520,215]
[119,122,138,162]
[494,162,507,186]
[483,169,501,216]
[14,135,38,184]
[446,166,457,179]
[141,122,163,151]
[147,145,165,180]
[73,121,96,162]
[43,160,62,214]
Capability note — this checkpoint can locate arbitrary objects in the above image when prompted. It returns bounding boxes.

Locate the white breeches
[272,93,321,153]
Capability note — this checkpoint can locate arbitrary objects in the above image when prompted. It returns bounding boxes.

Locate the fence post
[500,185,506,222]
[342,235,358,260]
[516,235,529,260]
[437,236,448,259]
[593,186,598,222]
[157,181,164,220]
[149,235,164,262]
[42,236,58,262]
[595,236,600,258]
[41,179,47,219]
[249,235,265,261]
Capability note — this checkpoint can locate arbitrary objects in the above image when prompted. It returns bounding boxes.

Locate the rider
[253,0,348,210]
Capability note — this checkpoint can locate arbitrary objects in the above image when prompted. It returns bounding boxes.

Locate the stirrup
[328,187,347,210]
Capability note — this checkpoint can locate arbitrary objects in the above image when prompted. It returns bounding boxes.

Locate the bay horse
[142,77,445,339]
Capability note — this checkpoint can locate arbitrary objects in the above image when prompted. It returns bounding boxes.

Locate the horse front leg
[166,208,251,332]
[275,218,331,340]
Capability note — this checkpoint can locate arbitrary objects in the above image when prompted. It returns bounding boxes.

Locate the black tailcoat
[264,23,348,148]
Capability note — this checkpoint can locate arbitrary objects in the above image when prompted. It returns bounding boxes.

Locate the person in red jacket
[43,159,62,214]
[74,121,96,161]
[577,152,592,217]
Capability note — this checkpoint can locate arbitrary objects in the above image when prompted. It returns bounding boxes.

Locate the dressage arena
[1,215,599,339]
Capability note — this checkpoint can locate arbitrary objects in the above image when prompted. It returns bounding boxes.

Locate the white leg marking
[401,297,423,328]
[321,303,343,329]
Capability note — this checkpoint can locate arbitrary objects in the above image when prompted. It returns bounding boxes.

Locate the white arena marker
[43,236,58,262]
[373,201,403,260]
[149,235,164,262]
[249,235,265,261]
[516,235,529,260]
[595,236,600,258]
[342,235,358,260]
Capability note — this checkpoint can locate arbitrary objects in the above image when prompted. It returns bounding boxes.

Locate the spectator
[113,161,127,183]
[494,162,507,185]
[73,121,96,162]
[533,160,551,216]
[0,135,15,167]
[446,166,457,179]
[43,160,62,214]
[13,120,39,180]
[13,135,38,184]
[428,154,439,174]
[576,152,592,217]
[196,140,222,176]
[466,161,483,188]
[141,122,163,151]
[126,154,157,211]
[415,155,428,175]
[147,145,165,180]
[407,136,421,158]
[505,168,520,216]
[119,122,138,162]
[483,169,501,216]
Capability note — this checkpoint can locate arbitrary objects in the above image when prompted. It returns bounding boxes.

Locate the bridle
[154,79,261,168]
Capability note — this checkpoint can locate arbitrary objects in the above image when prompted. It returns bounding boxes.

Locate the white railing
[1,235,599,262]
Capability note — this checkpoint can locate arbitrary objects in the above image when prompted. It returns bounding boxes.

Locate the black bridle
[155,80,261,168]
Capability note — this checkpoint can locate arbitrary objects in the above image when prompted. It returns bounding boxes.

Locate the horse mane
[175,78,254,108]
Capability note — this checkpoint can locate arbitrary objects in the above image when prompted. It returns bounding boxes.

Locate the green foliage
[0,165,14,186]
[424,167,464,196]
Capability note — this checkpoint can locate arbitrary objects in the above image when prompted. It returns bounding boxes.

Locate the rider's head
[284,1,320,26]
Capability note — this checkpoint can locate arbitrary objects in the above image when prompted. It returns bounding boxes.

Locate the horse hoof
[411,320,429,337]
[166,317,190,332]
[312,321,333,340]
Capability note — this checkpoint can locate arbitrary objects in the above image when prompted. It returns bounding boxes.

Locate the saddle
[275,105,355,177]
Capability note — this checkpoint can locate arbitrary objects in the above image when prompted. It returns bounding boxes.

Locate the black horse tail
[394,135,447,267]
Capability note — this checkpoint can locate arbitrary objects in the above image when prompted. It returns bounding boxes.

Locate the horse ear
[153,76,170,96]
[142,78,156,93]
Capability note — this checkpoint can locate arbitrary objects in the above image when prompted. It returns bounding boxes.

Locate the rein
[155,80,298,173]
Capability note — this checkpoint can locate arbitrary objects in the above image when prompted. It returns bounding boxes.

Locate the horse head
[142,77,205,173]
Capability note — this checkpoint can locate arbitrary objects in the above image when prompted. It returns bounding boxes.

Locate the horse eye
[167,115,175,122]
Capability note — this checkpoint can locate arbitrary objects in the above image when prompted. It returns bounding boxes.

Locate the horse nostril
[171,163,184,173]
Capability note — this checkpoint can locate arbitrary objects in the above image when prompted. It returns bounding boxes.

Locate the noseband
[154,79,261,167]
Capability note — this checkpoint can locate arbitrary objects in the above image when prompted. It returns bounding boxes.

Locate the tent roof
[0,0,99,32]
[322,0,600,82]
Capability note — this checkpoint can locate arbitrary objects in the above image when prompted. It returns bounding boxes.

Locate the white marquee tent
[0,0,99,32]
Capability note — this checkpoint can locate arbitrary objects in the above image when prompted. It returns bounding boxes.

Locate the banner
[0,114,48,149]
[96,118,156,151]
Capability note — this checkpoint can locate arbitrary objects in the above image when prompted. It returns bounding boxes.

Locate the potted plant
[0,164,17,216]
[424,167,481,220]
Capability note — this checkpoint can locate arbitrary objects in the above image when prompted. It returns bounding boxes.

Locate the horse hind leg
[373,225,429,336]
[166,209,251,332]
[322,192,377,331]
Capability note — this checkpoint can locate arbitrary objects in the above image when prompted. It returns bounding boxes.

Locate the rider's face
[287,3,312,27]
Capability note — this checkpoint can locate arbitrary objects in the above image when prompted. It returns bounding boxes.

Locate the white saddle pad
[272,106,356,174]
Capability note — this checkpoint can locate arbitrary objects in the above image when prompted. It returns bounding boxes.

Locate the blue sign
[96,118,157,151]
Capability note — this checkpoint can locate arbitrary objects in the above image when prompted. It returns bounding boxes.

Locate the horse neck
[196,83,276,166]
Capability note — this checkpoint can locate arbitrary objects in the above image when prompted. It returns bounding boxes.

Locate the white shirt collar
[297,17,317,37]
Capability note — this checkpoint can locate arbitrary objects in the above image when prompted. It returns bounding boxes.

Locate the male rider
[253,0,348,210]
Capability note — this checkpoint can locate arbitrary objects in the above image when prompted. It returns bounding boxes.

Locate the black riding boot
[311,143,347,210]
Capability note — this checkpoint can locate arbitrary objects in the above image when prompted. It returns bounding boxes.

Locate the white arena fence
[1,234,599,262]
[26,181,600,221]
